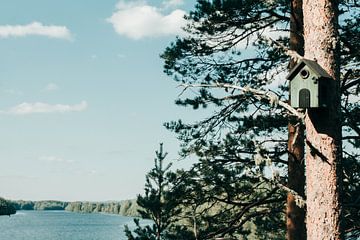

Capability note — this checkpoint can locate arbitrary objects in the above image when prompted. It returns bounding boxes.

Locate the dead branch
[178,83,305,122]
[268,37,304,63]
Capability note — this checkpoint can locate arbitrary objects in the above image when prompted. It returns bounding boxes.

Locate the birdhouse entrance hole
[299,88,310,108]
[300,69,310,79]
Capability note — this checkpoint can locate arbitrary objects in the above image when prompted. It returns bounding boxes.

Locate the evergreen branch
[342,106,360,136]
[204,188,281,239]
[211,195,285,208]
[342,78,360,92]
[342,136,360,140]
[341,69,353,91]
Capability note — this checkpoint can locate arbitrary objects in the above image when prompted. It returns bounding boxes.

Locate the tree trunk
[287,0,306,239]
[303,0,343,239]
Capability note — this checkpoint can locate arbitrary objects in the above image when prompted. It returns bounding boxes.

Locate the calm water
[0,211,149,240]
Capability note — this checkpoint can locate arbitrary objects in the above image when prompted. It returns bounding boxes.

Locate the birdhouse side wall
[318,77,332,108]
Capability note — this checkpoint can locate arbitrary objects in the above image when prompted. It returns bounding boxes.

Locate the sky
[0,0,199,201]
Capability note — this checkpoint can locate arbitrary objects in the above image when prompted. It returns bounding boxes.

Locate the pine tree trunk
[303,0,343,239]
[287,0,306,239]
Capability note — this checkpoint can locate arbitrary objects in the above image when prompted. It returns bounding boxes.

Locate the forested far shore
[0,198,16,216]
[6,199,140,217]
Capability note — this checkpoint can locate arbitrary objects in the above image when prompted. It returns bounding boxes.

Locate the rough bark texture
[303,0,343,239]
[287,0,306,239]
[287,126,306,240]
[287,125,306,240]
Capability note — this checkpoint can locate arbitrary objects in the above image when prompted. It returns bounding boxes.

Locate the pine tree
[303,0,342,238]
[286,0,306,239]
[124,144,185,240]
[161,0,359,238]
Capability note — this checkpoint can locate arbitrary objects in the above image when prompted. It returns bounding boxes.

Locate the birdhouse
[286,59,333,108]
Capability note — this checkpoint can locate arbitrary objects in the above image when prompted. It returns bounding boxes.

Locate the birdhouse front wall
[290,65,320,108]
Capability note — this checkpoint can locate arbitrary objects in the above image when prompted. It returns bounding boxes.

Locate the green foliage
[161,1,294,238]
[34,201,67,210]
[65,200,139,216]
[10,200,67,211]
[160,0,359,238]
[0,197,16,216]
[9,199,139,217]
[169,162,286,239]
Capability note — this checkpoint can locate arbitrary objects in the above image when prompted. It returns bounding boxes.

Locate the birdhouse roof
[286,59,333,80]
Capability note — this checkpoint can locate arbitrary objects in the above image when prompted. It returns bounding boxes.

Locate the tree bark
[287,0,306,239]
[303,0,343,239]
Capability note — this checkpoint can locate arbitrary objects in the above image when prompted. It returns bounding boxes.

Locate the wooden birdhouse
[286,59,333,108]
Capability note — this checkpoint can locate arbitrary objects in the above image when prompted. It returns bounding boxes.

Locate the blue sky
[0,0,199,201]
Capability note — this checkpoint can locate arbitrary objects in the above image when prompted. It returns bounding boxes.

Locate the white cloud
[44,83,59,92]
[1,101,87,115]
[39,156,74,164]
[0,22,72,40]
[107,0,186,39]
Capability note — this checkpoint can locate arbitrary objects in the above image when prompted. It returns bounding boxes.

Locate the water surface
[0,211,147,240]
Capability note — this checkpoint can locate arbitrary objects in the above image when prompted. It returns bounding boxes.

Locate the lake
[0,211,150,240]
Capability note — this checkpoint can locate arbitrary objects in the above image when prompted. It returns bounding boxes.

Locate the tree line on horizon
[0,198,16,216]
[0,199,140,217]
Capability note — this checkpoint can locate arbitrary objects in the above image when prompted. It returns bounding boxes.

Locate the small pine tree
[124,143,182,240]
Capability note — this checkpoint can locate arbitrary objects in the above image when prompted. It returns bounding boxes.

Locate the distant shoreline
[8,199,140,217]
